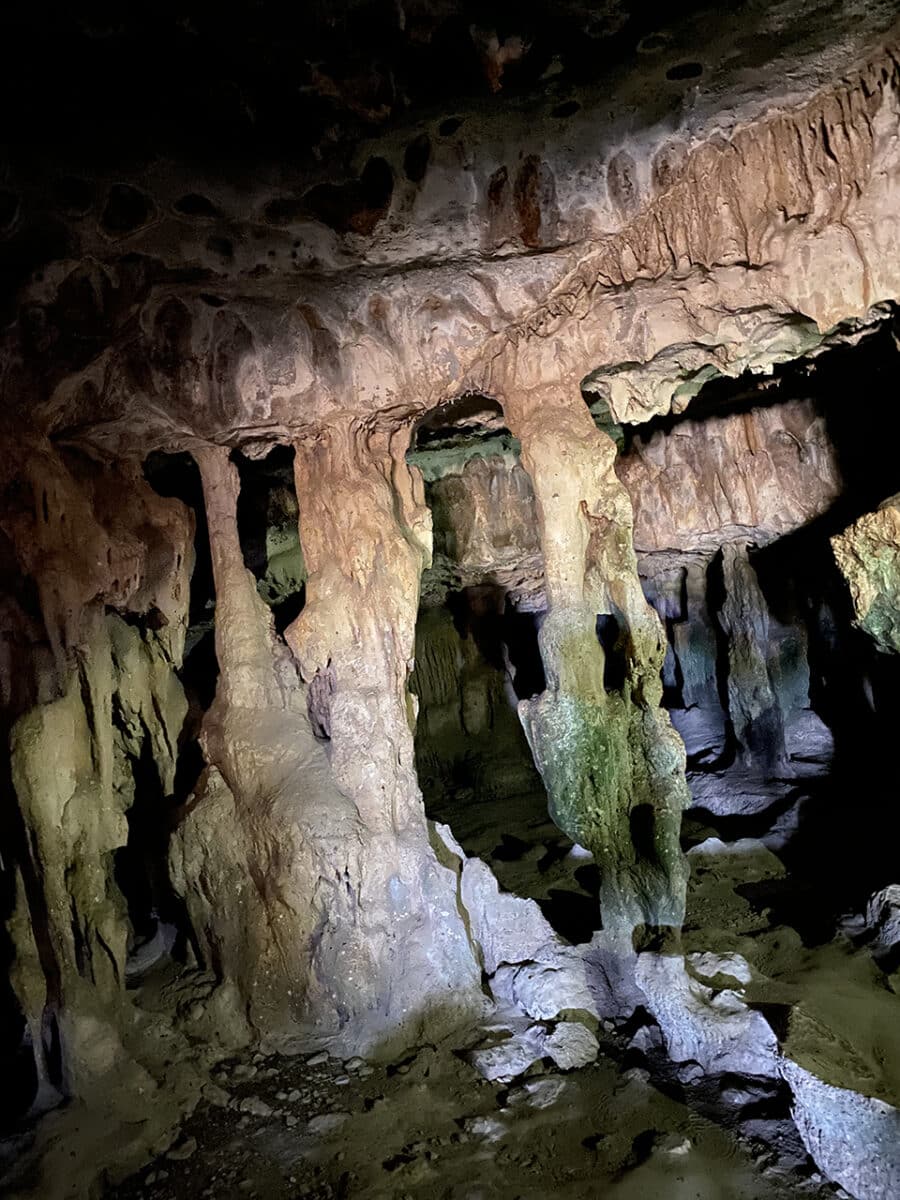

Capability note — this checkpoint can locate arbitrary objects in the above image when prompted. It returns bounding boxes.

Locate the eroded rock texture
[832,495,900,653]
[4,2,900,1196]
[173,443,481,1053]
[0,441,209,1187]
[500,384,689,935]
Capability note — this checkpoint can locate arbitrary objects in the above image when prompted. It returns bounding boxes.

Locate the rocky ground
[104,1029,846,1200]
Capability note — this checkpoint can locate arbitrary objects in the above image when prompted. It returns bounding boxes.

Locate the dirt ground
[104,1022,845,1200]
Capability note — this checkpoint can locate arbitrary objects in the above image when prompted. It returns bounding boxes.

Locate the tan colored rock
[422,451,544,607]
[286,417,431,832]
[621,398,841,555]
[174,439,482,1057]
[832,496,900,653]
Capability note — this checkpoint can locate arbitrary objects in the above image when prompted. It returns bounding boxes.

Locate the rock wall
[0,439,219,1191]
[832,495,900,653]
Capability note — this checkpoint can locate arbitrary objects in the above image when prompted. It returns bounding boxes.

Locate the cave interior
[3,2,900,1199]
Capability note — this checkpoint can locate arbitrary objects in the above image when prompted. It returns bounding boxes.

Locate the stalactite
[500,387,690,937]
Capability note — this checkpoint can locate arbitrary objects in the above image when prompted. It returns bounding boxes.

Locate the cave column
[194,444,281,712]
[718,541,786,768]
[502,385,689,936]
[285,417,432,834]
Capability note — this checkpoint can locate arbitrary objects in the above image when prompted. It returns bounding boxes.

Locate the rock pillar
[717,540,787,768]
[181,428,482,1054]
[286,417,433,834]
[502,388,690,936]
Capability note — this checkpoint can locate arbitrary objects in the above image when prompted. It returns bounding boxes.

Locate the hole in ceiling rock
[100,184,155,236]
[173,193,221,219]
[639,33,670,53]
[304,156,394,236]
[205,234,234,262]
[438,116,463,136]
[551,99,581,117]
[666,60,703,80]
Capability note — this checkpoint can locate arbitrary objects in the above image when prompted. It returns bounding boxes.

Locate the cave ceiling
[2,0,900,456]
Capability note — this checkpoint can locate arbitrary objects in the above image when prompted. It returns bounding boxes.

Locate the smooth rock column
[502,387,690,936]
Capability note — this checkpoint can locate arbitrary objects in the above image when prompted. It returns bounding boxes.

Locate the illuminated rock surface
[2,2,900,1198]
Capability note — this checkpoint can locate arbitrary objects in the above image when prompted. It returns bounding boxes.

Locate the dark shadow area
[125,452,223,970]
[233,445,306,635]
[749,317,900,936]
[640,310,900,943]
[412,394,509,451]
[0,756,39,1131]
[0,532,66,1127]
[596,613,628,691]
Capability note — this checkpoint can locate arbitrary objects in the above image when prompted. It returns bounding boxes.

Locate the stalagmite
[718,541,787,768]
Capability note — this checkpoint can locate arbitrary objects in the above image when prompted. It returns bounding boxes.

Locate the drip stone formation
[2,2,900,1197]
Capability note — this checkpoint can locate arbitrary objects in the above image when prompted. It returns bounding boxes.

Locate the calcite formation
[3,2,900,1196]
[832,495,900,653]
[501,383,690,935]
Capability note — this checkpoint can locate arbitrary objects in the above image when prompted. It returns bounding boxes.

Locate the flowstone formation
[3,1,900,1196]
[173,441,481,1051]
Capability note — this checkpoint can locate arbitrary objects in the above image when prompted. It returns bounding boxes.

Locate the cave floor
[102,719,861,1200]
[104,1027,839,1200]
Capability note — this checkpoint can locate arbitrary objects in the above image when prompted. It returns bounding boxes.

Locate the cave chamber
[3,4,900,1197]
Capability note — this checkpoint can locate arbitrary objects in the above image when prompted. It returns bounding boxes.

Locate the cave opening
[106,450,221,984]
[408,396,602,944]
